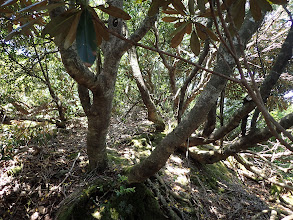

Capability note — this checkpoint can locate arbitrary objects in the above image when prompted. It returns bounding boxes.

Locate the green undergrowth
[107,132,166,168]
[0,121,56,160]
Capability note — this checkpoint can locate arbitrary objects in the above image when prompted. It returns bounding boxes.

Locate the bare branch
[186,112,293,165]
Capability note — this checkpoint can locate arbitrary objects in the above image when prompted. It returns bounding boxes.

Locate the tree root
[146,178,182,220]
[155,174,192,206]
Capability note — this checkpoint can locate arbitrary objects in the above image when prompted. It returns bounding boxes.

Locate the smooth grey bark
[127,14,263,183]
[128,46,165,131]
[54,0,158,170]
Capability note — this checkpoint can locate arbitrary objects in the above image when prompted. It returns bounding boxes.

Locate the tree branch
[210,23,293,141]
[78,84,91,116]
[118,14,158,52]
[128,46,165,130]
[59,45,99,91]
[187,112,293,164]
[127,13,263,183]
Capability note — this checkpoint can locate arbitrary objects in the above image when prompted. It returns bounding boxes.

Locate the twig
[46,152,80,197]
[218,0,293,150]
[122,100,140,119]
[94,16,240,84]
[242,151,292,173]
[234,154,293,191]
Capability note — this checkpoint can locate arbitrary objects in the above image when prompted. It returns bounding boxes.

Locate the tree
[0,27,82,127]
[127,0,293,183]
[128,45,165,131]
[1,0,292,185]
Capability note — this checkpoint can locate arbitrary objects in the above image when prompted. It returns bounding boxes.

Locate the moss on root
[56,178,109,220]
[100,183,166,220]
[191,162,234,191]
[55,177,166,220]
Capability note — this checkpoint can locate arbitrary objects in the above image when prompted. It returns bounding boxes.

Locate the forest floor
[0,108,292,220]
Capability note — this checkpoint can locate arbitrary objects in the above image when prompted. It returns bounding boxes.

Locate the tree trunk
[202,101,217,137]
[47,82,67,128]
[210,23,293,141]
[86,92,114,170]
[128,46,165,131]
[127,13,263,183]
[53,0,157,170]
[77,52,121,170]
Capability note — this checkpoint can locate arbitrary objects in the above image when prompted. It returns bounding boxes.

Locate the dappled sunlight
[169,154,184,164]
[0,160,18,197]
[0,0,292,218]
[0,120,89,219]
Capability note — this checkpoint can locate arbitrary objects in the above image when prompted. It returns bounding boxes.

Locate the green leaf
[89,7,109,41]
[269,0,288,4]
[0,8,13,13]
[230,0,245,29]
[197,0,206,13]
[190,30,200,55]
[93,23,103,46]
[172,0,186,15]
[171,24,186,47]
[23,2,66,12]
[5,17,41,41]
[148,0,160,16]
[162,16,179,22]
[195,22,218,41]
[185,21,192,34]
[195,22,207,40]
[162,7,181,14]
[171,21,188,37]
[76,8,97,66]
[188,0,195,15]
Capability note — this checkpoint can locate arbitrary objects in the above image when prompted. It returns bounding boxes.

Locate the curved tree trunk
[128,46,165,131]
[127,13,263,183]
[210,23,293,141]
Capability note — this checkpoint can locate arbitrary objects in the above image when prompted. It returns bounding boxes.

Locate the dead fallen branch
[234,154,293,191]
